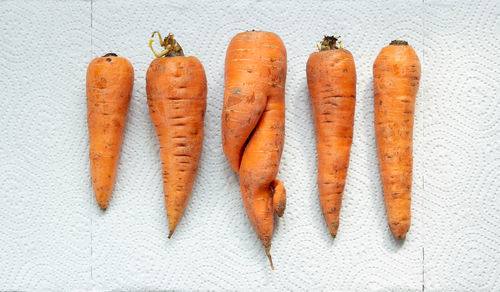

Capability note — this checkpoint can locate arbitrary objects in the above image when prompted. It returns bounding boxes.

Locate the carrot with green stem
[306,36,356,238]
[147,32,207,238]
[222,31,287,269]
[373,40,421,239]
[87,53,134,210]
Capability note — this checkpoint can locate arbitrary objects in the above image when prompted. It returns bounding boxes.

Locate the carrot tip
[97,201,108,211]
[265,246,274,270]
[168,230,174,239]
[330,233,336,239]
[393,233,407,240]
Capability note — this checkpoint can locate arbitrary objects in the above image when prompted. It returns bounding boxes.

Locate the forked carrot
[222,31,287,269]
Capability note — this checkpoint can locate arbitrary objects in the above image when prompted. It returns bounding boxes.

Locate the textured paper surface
[0,0,498,291]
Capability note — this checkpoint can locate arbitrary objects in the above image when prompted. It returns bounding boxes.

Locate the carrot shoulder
[373,40,421,239]
[146,32,207,237]
[222,31,287,269]
[87,53,134,210]
[306,36,356,238]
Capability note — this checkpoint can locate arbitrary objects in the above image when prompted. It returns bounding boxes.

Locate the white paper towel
[0,0,498,291]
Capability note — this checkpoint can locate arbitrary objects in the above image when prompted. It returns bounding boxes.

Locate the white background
[0,0,499,291]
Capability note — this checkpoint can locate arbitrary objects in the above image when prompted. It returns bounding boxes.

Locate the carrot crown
[390,40,409,46]
[149,31,184,58]
[318,35,342,51]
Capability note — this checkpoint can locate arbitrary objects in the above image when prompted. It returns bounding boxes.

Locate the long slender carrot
[373,40,421,239]
[306,36,356,238]
[222,31,287,269]
[87,53,134,210]
[146,32,207,238]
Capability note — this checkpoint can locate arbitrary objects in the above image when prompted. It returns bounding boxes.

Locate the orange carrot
[146,32,207,238]
[222,31,287,269]
[306,36,356,238]
[373,40,421,239]
[87,53,134,210]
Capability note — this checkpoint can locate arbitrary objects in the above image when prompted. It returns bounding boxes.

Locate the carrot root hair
[265,245,274,270]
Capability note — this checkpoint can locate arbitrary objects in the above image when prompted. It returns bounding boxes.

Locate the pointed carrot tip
[393,232,407,240]
[390,221,410,240]
[97,202,108,211]
[330,233,337,239]
[168,223,178,239]
[265,246,274,270]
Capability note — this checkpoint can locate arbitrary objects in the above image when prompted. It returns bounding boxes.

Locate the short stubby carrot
[222,31,287,269]
[146,32,207,238]
[87,53,134,210]
[373,40,421,239]
[306,36,356,238]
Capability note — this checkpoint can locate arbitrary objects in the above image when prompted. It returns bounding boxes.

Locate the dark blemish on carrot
[106,58,112,62]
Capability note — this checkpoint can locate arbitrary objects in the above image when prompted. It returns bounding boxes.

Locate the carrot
[373,40,421,239]
[146,32,207,238]
[306,36,356,238]
[87,53,134,210]
[222,31,287,269]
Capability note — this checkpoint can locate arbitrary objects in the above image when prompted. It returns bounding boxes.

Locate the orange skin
[146,55,207,238]
[306,43,356,238]
[221,31,286,268]
[87,54,134,210]
[373,40,421,239]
